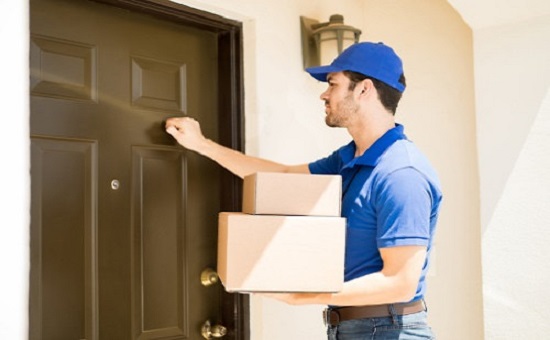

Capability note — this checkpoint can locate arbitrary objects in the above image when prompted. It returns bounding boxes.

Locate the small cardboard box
[217,212,346,292]
[242,172,342,216]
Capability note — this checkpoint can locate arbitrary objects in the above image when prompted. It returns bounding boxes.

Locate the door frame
[92,0,247,338]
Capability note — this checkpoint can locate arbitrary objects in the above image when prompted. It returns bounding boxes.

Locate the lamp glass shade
[342,30,356,46]
[318,30,339,65]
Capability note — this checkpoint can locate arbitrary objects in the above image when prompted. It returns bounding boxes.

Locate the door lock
[200,267,219,287]
[201,320,227,339]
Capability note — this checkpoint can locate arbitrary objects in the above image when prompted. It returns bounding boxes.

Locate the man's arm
[166,117,309,178]
[264,245,426,306]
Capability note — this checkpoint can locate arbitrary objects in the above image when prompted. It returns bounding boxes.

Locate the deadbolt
[201,320,227,339]
[201,268,219,287]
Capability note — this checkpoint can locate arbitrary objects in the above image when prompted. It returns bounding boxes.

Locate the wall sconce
[300,14,362,69]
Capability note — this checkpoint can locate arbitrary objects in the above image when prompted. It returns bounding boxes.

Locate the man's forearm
[264,246,426,307]
[325,272,417,306]
[266,270,417,307]
[166,117,310,178]
[197,138,308,179]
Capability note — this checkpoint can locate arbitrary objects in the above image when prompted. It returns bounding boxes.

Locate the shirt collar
[339,124,408,168]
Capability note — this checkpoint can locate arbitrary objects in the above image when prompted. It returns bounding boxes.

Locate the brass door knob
[201,320,227,339]
[200,268,219,287]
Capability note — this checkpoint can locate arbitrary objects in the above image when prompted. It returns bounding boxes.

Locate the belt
[323,300,426,327]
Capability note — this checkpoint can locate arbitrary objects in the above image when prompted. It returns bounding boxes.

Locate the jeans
[327,310,435,340]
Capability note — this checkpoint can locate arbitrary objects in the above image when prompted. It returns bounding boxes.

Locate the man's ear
[359,78,374,95]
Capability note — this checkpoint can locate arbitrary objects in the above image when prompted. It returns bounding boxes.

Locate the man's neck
[349,113,396,157]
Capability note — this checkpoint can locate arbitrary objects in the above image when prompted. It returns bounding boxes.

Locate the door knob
[200,267,219,287]
[201,320,227,339]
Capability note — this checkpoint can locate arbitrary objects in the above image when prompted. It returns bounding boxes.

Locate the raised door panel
[30,136,99,340]
[131,146,188,339]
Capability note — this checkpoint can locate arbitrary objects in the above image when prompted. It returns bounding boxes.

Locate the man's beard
[325,93,359,128]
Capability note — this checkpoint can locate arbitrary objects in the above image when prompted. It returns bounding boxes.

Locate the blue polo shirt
[309,124,442,302]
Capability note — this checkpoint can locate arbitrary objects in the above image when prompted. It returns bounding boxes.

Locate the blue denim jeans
[327,310,435,340]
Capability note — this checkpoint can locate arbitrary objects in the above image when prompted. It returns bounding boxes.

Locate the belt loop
[323,307,340,327]
[323,308,329,327]
[388,304,398,325]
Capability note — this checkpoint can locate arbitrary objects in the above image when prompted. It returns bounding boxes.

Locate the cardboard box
[242,172,342,216]
[217,212,346,292]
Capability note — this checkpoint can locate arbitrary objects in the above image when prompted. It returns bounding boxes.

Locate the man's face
[320,72,359,128]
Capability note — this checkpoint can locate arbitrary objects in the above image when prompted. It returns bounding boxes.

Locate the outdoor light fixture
[300,14,362,69]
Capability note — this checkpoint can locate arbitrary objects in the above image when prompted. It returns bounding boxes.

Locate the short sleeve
[308,149,342,175]
[374,167,433,248]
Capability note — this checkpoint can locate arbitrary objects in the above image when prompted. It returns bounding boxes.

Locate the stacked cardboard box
[217,172,346,292]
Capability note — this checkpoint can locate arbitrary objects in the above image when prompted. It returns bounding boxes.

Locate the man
[166,41,442,339]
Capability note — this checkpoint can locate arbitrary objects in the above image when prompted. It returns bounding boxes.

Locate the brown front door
[29,0,243,339]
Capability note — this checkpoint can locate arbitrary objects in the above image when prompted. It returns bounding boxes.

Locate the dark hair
[343,71,406,115]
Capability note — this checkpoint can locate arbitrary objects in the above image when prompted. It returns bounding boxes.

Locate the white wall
[482,89,550,339]
[177,1,483,339]
[474,14,550,339]
[0,1,29,339]
[475,14,550,229]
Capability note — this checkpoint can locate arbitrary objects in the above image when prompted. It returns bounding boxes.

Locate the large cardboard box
[242,172,342,216]
[217,212,346,292]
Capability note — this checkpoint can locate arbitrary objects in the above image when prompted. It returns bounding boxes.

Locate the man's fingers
[166,125,179,135]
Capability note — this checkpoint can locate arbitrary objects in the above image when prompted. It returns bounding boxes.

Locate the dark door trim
[93,1,247,339]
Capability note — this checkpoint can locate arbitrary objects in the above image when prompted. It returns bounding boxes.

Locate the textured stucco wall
[475,15,550,230]
[481,88,550,339]
[474,15,550,339]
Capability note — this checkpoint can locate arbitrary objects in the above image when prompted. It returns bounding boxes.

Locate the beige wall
[175,0,483,339]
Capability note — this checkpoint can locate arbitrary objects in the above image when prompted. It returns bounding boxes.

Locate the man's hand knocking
[165,116,207,152]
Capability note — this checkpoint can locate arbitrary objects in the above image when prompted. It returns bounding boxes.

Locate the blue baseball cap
[306,42,405,92]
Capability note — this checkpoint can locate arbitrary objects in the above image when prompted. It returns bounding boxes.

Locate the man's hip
[324,300,435,340]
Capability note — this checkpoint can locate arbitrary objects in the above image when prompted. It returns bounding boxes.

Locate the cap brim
[305,65,341,82]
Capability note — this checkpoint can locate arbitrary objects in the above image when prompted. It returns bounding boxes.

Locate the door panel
[30,0,221,338]
[131,146,188,338]
[30,137,98,340]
